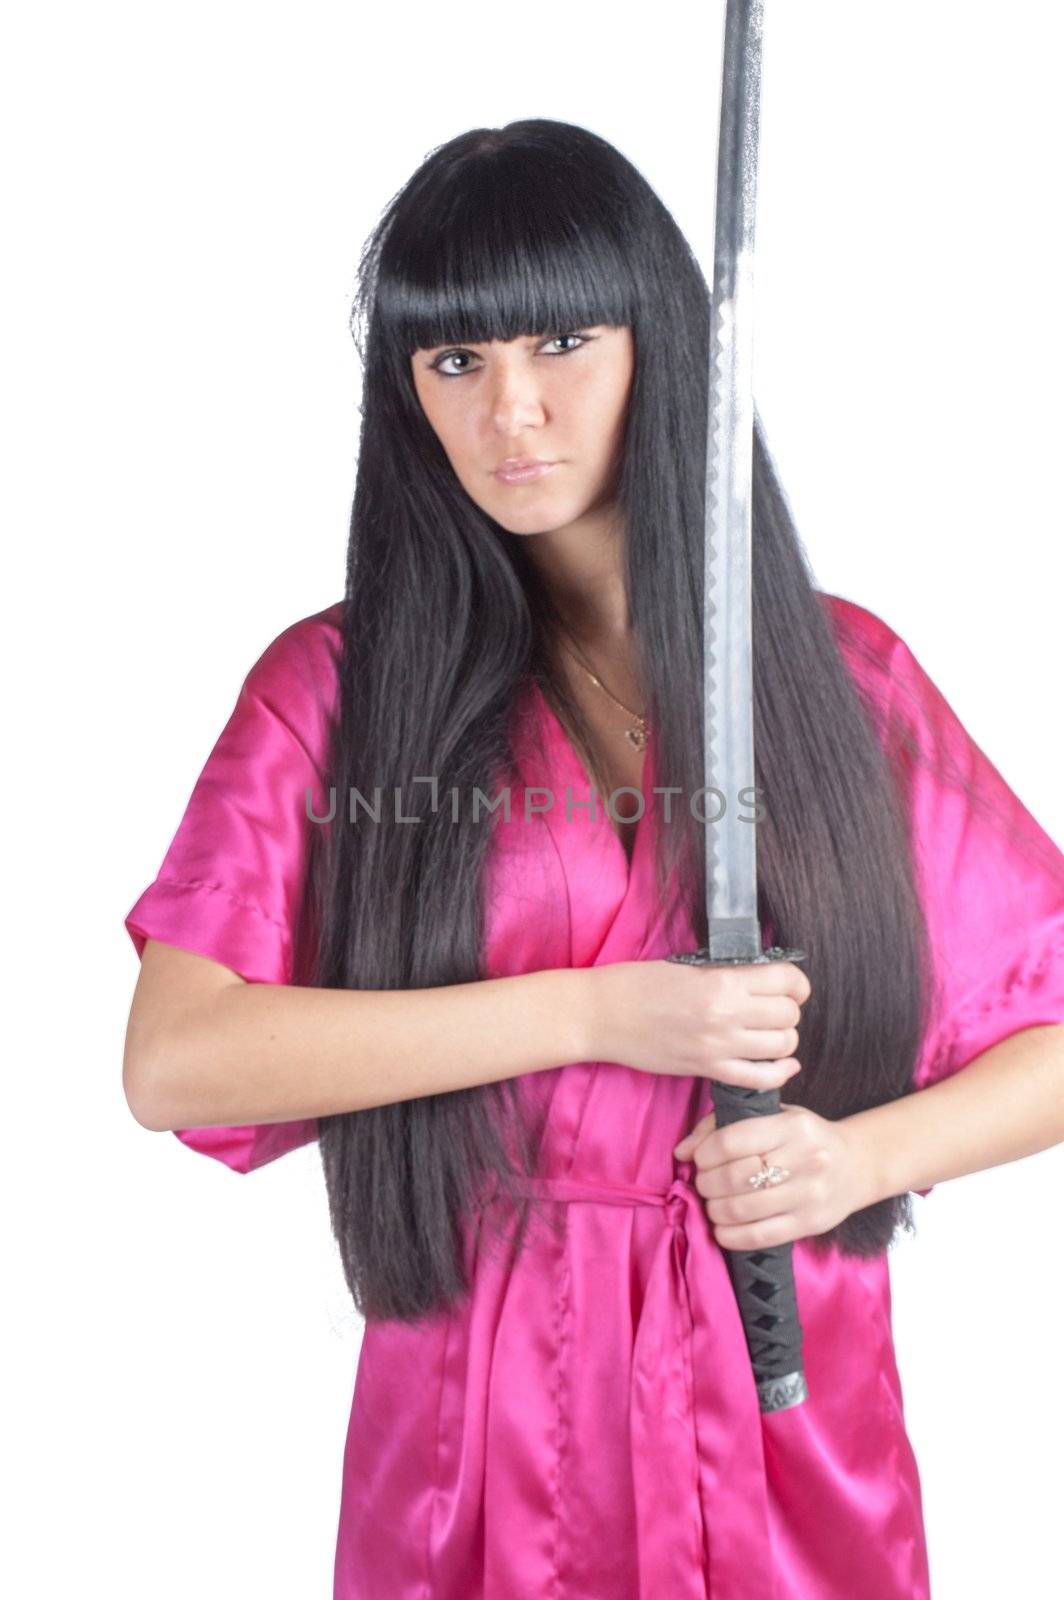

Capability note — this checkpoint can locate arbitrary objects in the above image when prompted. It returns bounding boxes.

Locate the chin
[497,517,580,539]
[487,500,589,538]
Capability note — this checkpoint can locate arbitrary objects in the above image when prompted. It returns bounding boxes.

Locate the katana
[667,0,809,1413]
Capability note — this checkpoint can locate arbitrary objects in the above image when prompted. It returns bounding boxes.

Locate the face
[409,325,635,536]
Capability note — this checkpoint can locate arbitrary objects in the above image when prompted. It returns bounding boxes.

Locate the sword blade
[671,0,809,1416]
[704,0,764,960]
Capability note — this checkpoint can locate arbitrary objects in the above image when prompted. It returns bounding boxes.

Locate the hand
[588,957,811,1091]
[672,1104,875,1250]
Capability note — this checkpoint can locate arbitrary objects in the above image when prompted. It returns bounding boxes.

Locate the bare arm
[844,1022,1064,1202]
[123,938,594,1133]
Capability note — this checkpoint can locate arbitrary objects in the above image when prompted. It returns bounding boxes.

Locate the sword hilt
[667,943,809,1412]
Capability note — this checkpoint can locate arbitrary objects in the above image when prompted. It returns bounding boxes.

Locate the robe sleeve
[123,603,343,1174]
[829,596,1064,1198]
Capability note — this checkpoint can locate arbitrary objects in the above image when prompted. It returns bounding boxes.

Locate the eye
[543,332,590,356]
[429,349,478,378]
[427,330,594,378]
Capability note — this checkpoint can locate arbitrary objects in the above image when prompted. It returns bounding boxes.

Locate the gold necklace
[557,629,650,752]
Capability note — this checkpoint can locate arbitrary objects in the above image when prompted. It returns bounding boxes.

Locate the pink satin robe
[124,593,1064,1599]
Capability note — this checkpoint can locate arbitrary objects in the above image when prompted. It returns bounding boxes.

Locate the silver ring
[749,1161,789,1191]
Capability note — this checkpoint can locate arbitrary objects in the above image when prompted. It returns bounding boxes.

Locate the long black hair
[307,118,936,1323]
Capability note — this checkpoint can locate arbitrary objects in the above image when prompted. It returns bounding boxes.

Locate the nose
[488,359,547,436]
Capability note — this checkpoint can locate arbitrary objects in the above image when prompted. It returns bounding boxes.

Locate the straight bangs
[366,130,641,361]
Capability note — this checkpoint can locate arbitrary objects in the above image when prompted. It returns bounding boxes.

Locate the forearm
[143,967,593,1132]
[843,1023,1064,1205]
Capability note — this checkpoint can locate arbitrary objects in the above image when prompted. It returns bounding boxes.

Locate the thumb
[674,1111,716,1159]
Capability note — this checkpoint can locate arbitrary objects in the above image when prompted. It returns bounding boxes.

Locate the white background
[4,2,1061,1595]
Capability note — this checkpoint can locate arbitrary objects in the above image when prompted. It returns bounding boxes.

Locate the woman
[123,119,1064,1599]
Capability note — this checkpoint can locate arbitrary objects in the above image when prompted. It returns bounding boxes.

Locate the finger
[740,996,805,1029]
[733,1026,801,1063]
[673,1112,716,1159]
[690,1109,794,1167]
[711,1054,801,1091]
[712,1211,801,1251]
[697,1144,792,1201]
[674,1094,798,1162]
[737,961,810,1003]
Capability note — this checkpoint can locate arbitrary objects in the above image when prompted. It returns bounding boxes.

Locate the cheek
[413,374,460,434]
[572,366,631,441]
[428,403,478,468]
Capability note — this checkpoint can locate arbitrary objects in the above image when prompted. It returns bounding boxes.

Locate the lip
[493,459,557,485]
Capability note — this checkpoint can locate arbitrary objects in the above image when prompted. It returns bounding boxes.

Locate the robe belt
[499,1173,778,1600]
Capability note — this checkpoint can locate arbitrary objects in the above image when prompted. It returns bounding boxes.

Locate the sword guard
[667,945,806,967]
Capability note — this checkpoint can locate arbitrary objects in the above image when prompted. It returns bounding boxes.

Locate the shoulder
[816,590,918,708]
[817,592,965,774]
[818,590,905,663]
[242,599,345,720]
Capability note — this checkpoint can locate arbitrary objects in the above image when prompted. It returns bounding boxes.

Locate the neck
[523,504,631,647]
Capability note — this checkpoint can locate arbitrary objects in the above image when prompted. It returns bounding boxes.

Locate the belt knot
[666,1173,696,1217]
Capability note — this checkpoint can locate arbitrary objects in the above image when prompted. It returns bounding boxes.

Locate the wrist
[841,1105,901,1210]
[566,965,605,1064]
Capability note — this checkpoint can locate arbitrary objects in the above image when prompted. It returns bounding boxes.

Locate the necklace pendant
[555,628,649,752]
